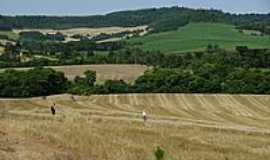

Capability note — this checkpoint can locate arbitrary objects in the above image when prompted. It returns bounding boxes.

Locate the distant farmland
[0,26,148,43]
[1,94,270,160]
[0,64,149,83]
[130,23,270,53]
[13,26,148,36]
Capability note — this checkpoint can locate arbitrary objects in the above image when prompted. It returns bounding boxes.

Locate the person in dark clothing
[50,103,56,115]
[71,96,76,102]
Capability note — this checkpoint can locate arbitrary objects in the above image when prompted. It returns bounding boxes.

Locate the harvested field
[13,26,148,37]
[1,94,270,160]
[0,65,149,83]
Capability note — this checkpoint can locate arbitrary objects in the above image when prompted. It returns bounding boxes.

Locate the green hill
[130,23,270,53]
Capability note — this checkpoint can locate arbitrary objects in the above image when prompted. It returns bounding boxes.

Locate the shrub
[154,146,165,160]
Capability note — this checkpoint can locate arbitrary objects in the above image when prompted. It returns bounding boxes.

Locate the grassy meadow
[130,23,270,53]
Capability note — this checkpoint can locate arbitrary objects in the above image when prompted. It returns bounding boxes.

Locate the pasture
[130,23,270,53]
[1,94,270,160]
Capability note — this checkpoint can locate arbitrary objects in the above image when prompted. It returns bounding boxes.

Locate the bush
[103,80,130,93]
[154,146,165,160]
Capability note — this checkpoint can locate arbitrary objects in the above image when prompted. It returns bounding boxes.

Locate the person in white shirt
[142,110,147,122]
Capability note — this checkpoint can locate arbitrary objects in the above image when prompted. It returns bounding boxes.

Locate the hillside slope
[130,23,270,53]
[1,94,270,159]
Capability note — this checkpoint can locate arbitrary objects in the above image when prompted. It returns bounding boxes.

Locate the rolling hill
[1,94,270,159]
[130,23,270,53]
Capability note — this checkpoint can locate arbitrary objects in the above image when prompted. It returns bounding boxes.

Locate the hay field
[13,26,148,37]
[1,94,270,160]
[0,64,149,83]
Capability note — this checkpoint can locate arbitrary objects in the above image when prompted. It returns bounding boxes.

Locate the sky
[0,0,269,16]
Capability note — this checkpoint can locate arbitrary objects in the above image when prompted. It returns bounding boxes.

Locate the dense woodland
[0,68,68,97]
[0,7,270,33]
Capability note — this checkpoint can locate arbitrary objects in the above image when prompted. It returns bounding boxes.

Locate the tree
[103,80,130,93]
[84,70,96,87]
[3,42,20,61]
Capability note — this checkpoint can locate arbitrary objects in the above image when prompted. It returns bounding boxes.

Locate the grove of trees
[0,68,68,97]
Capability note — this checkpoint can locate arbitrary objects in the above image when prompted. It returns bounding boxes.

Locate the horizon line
[1,6,269,17]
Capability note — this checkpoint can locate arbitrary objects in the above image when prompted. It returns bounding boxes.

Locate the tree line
[1,65,269,98]
[1,43,270,69]
[1,7,269,33]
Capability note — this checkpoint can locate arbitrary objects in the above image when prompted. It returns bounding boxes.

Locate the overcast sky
[0,0,269,16]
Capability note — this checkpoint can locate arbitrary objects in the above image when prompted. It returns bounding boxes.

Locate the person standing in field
[50,103,56,115]
[71,95,76,102]
[142,110,147,122]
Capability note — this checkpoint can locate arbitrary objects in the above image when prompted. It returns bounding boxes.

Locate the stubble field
[1,93,270,160]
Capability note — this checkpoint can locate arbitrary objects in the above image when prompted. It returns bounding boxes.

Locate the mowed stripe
[1,94,270,133]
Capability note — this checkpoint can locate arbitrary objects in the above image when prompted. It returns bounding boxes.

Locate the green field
[130,23,270,53]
